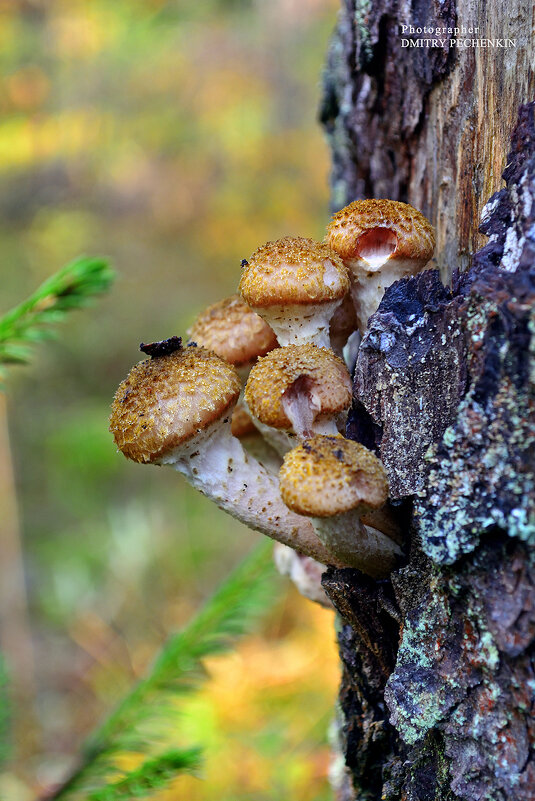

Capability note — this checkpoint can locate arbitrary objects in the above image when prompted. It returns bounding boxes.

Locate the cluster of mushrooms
[110,199,435,605]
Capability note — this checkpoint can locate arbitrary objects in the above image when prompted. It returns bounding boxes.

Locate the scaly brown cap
[326,199,435,268]
[187,295,277,367]
[279,435,388,517]
[245,344,351,430]
[110,343,241,464]
[239,237,349,307]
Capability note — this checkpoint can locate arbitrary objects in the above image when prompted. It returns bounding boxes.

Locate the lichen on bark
[323,103,535,800]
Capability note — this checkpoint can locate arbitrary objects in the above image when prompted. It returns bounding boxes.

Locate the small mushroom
[326,199,435,334]
[244,344,352,446]
[279,434,402,578]
[109,339,343,566]
[187,294,278,381]
[273,543,332,608]
[238,236,350,348]
[187,294,278,441]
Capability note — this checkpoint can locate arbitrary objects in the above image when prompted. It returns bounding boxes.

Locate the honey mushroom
[326,199,435,334]
[279,434,402,578]
[187,294,278,382]
[244,343,352,455]
[187,294,282,467]
[238,236,350,349]
[109,338,345,567]
[186,294,278,435]
[111,200,428,593]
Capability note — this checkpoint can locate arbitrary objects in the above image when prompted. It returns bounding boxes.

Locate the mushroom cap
[244,344,352,430]
[239,236,349,308]
[279,435,388,517]
[110,344,241,463]
[326,199,435,270]
[187,295,278,367]
[230,402,257,438]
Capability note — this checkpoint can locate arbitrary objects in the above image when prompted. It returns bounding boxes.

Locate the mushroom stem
[311,513,402,578]
[246,411,297,458]
[158,420,344,566]
[348,267,412,335]
[238,430,283,475]
[255,301,340,349]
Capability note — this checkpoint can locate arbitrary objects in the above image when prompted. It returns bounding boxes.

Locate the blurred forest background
[0,0,341,798]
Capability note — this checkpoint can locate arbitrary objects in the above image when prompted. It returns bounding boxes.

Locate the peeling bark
[322,95,535,799]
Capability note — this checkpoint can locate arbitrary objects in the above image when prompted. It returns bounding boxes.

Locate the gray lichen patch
[385,560,498,746]
[416,278,535,566]
[384,540,535,797]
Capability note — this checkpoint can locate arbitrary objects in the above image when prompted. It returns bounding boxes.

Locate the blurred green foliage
[52,542,276,801]
[0,0,339,798]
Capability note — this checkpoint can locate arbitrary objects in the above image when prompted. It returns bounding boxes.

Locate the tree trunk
[321,0,535,276]
[320,3,535,799]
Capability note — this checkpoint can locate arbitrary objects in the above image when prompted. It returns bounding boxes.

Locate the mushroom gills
[355,227,397,270]
[281,375,340,438]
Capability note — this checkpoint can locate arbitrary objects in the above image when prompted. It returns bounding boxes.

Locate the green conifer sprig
[50,540,278,801]
[0,256,114,377]
[87,748,202,801]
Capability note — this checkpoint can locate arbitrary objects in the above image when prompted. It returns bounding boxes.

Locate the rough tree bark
[320,2,535,799]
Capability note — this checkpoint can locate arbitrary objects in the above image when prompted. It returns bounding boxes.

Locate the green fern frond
[50,540,277,800]
[87,748,202,801]
[0,256,114,378]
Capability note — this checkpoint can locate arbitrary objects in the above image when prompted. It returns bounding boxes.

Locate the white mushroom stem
[238,431,283,475]
[240,396,297,458]
[249,414,297,458]
[257,300,341,348]
[310,512,402,579]
[273,543,332,608]
[349,256,426,335]
[342,330,361,374]
[157,420,343,566]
